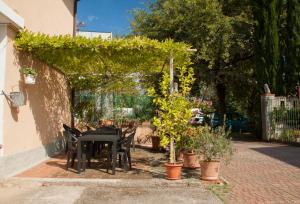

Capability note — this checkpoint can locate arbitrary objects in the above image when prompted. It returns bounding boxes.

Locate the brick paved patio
[16,146,200,180]
[221,141,300,204]
[15,140,300,203]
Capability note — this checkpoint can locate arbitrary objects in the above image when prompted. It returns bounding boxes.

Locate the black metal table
[77,133,119,174]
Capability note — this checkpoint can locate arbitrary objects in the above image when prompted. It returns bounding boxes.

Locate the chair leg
[66,151,71,170]
[106,152,111,173]
[87,142,93,168]
[128,151,132,170]
[71,153,76,167]
[118,154,122,168]
[82,153,86,172]
[123,153,128,172]
[65,142,68,154]
[132,139,135,152]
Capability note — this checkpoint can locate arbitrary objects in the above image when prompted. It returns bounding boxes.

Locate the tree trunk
[169,136,176,164]
[216,83,226,117]
[71,88,75,128]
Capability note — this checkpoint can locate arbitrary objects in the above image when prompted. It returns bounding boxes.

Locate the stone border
[5,177,203,188]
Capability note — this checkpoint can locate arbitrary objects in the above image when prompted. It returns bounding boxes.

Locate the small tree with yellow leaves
[149,66,195,164]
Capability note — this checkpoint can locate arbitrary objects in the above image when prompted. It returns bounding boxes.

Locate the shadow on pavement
[251,145,300,169]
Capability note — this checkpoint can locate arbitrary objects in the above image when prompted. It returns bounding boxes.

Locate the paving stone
[221,141,300,204]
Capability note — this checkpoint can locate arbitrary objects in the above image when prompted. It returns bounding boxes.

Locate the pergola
[15,30,194,93]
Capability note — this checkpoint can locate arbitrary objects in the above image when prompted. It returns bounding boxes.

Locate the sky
[77,0,149,36]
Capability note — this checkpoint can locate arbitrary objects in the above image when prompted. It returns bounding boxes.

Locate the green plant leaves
[15,30,193,92]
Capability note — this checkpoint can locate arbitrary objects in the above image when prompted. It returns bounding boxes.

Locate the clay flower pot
[183,151,200,169]
[24,74,36,84]
[165,163,183,180]
[200,161,220,181]
[151,136,160,151]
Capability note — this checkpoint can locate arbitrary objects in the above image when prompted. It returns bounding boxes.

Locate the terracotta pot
[165,163,183,180]
[103,120,113,126]
[151,136,160,150]
[142,121,151,127]
[200,161,220,181]
[183,152,200,169]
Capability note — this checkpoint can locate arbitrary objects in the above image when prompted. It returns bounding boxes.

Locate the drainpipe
[73,0,79,37]
[71,0,79,128]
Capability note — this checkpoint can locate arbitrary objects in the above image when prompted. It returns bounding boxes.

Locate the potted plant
[181,126,202,168]
[194,126,234,181]
[149,66,195,180]
[20,67,37,84]
[151,134,161,151]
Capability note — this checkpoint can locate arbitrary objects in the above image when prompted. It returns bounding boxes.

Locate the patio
[15,145,202,180]
[15,145,200,180]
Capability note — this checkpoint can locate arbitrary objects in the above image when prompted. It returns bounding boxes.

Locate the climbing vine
[15,30,193,92]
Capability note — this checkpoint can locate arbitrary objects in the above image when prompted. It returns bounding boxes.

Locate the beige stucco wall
[1,0,75,157]
[2,26,71,156]
[3,0,75,35]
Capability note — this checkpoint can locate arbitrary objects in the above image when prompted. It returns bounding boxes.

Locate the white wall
[0,25,8,156]
[77,31,112,40]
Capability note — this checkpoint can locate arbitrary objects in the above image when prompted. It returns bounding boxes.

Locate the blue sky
[77,0,149,36]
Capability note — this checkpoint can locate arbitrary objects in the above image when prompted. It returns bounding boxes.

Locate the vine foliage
[15,30,193,92]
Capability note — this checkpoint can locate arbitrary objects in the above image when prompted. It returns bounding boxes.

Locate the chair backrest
[63,124,81,138]
[63,129,78,143]
[63,124,71,132]
[122,132,136,149]
[96,127,121,136]
[122,126,137,137]
[71,127,82,137]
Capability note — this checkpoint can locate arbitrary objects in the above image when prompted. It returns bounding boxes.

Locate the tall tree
[253,0,283,94]
[132,0,254,116]
[286,0,300,94]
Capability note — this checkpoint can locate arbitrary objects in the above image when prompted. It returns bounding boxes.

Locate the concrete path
[0,178,222,204]
[221,141,300,203]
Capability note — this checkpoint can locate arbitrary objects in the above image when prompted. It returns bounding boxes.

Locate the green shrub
[194,126,234,162]
[20,67,37,77]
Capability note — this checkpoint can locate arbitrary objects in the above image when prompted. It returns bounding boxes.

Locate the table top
[79,133,120,142]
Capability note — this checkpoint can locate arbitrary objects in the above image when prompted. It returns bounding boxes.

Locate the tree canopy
[15,30,193,93]
[132,0,255,115]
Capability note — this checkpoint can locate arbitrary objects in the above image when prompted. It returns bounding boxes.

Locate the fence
[261,94,300,143]
[74,91,154,123]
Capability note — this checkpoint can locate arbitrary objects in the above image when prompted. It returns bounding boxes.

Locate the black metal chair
[63,124,92,170]
[63,129,87,171]
[63,124,83,153]
[116,131,136,172]
[122,126,137,151]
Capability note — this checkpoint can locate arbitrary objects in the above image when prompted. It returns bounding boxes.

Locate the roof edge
[0,0,24,29]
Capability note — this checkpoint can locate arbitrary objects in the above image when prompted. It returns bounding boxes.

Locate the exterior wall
[2,27,71,156]
[261,94,300,143]
[0,25,8,156]
[77,31,113,40]
[3,0,75,35]
[0,0,75,177]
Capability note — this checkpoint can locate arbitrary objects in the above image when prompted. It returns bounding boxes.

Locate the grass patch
[206,183,230,203]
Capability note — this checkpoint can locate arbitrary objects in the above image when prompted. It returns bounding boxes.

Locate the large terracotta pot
[165,163,183,180]
[183,152,200,168]
[151,136,160,151]
[200,161,220,181]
